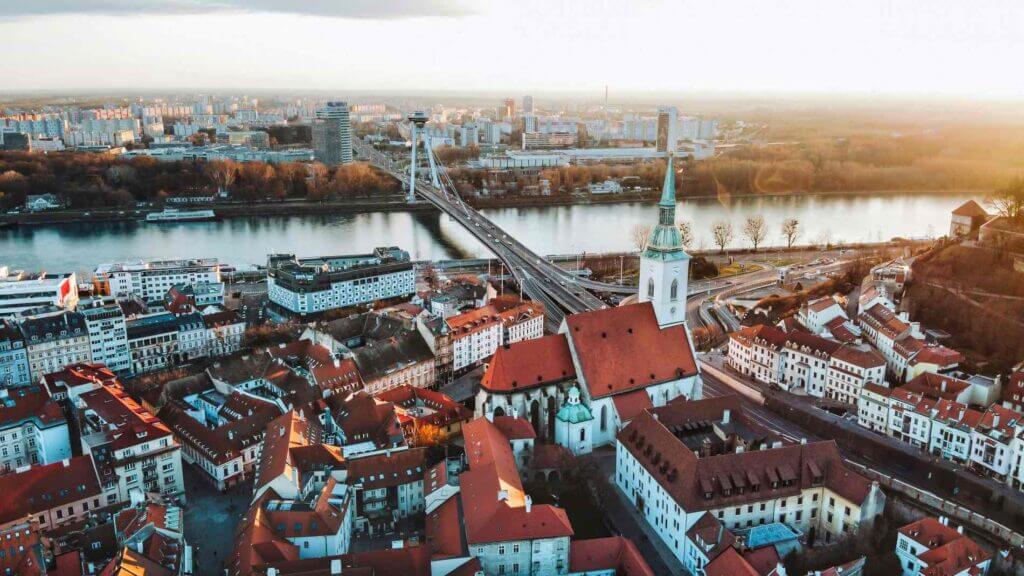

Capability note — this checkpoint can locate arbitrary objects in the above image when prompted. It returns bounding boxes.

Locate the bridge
[356,140,628,331]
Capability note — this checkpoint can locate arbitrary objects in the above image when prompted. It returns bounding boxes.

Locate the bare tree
[206,160,237,193]
[711,220,734,253]
[781,218,801,249]
[677,220,694,249]
[743,215,768,251]
[986,177,1024,221]
[815,229,833,249]
[631,223,653,252]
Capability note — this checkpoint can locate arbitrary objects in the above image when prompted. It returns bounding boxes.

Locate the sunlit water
[0,192,977,274]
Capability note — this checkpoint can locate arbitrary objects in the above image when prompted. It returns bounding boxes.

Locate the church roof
[480,334,576,393]
[565,302,698,400]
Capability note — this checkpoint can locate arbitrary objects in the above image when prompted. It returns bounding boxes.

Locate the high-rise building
[312,101,353,165]
[522,94,534,114]
[500,98,516,121]
[656,106,678,153]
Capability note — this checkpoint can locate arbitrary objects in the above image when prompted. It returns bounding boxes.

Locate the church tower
[638,153,690,327]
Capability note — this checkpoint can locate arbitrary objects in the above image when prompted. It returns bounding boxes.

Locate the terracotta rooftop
[951,199,989,218]
[0,456,102,525]
[565,302,697,399]
[481,333,576,393]
[569,536,655,576]
[460,417,573,545]
[618,397,874,512]
[0,384,66,430]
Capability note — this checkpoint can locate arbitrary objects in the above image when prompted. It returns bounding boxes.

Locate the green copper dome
[556,386,593,424]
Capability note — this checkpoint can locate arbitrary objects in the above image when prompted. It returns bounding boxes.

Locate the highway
[358,142,613,331]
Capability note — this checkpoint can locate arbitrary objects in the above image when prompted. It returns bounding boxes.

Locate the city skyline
[2,0,1023,99]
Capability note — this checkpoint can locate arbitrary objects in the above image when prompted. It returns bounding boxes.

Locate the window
[647,278,654,298]
[670,279,678,301]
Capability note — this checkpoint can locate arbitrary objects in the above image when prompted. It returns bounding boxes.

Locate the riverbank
[0,187,982,227]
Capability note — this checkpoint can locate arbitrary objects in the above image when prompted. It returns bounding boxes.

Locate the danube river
[0,192,978,273]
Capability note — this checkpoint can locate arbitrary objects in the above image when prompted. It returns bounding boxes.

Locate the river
[0,192,978,273]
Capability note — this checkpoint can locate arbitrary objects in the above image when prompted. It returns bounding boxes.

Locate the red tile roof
[376,385,472,431]
[705,547,760,576]
[952,200,989,218]
[78,385,173,453]
[612,389,654,422]
[492,415,536,440]
[831,345,885,369]
[254,410,323,496]
[909,345,964,368]
[481,334,575,393]
[569,537,655,576]
[618,397,873,512]
[903,373,970,401]
[425,495,465,559]
[1003,372,1024,404]
[344,447,427,491]
[460,418,573,545]
[742,546,781,575]
[565,302,697,399]
[899,517,992,576]
[0,385,65,429]
[43,363,119,397]
[0,456,102,525]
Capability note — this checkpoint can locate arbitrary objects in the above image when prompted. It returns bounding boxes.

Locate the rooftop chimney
[512,407,519,419]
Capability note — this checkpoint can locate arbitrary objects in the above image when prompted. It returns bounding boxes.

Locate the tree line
[630,216,806,253]
[0,151,399,210]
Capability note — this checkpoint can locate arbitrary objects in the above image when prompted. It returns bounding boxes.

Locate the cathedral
[475,154,703,455]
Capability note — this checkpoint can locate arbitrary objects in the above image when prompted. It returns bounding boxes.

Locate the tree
[743,215,768,251]
[711,220,734,253]
[677,220,694,249]
[781,217,801,248]
[987,177,1024,222]
[631,223,652,252]
[206,160,237,194]
[411,423,447,447]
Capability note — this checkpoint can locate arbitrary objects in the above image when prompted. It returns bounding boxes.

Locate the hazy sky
[1,0,1022,97]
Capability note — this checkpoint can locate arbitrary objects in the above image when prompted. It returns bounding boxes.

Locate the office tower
[312,101,352,165]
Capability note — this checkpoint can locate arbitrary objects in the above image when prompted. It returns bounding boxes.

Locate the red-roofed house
[896,516,991,576]
[75,384,185,502]
[568,536,655,575]
[376,385,472,443]
[0,384,71,473]
[459,417,573,575]
[1004,371,1024,413]
[857,382,893,433]
[799,296,848,336]
[949,199,990,238]
[969,404,1023,481]
[342,447,427,536]
[0,455,104,533]
[616,396,885,574]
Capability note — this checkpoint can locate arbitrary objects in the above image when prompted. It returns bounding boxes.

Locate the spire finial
[659,152,676,208]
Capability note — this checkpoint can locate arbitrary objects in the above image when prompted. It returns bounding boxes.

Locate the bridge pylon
[407,111,429,203]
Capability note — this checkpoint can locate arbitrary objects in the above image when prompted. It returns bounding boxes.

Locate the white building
[97,258,222,302]
[20,310,91,382]
[79,299,131,374]
[76,384,186,503]
[896,516,990,576]
[616,396,885,574]
[0,269,78,317]
[267,248,415,317]
[0,386,71,473]
[0,320,30,388]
